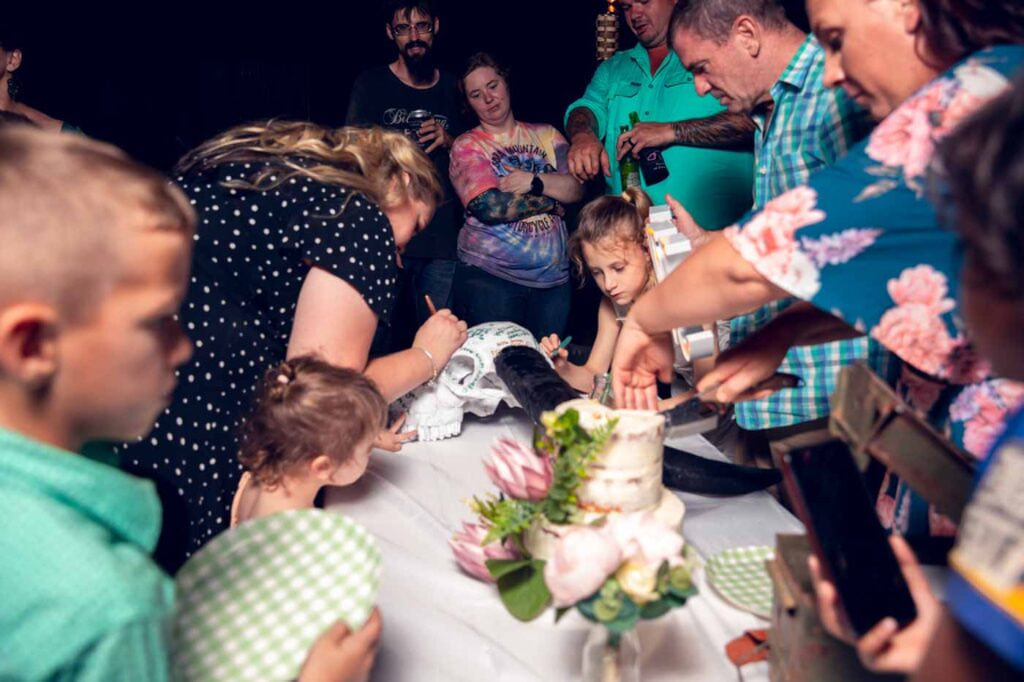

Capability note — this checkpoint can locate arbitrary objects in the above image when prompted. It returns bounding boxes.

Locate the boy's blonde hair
[0,127,195,320]
[175,120,443,213]
[569,187,653,285]
[238,355,388,488]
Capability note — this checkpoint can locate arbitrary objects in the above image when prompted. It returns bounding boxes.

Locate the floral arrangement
[449,408,697,638]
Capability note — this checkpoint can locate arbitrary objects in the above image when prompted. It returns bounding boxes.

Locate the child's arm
[540,299,620,394]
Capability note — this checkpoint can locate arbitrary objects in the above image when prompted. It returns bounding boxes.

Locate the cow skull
[395,322,546,441]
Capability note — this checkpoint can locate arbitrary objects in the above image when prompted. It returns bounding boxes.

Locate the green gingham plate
[705,545,775,619]
[172,509,381,681]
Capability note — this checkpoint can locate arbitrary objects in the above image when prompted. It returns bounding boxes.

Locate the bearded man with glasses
[347,0,464,342]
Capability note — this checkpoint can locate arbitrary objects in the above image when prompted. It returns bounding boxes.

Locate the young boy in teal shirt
[0,128,380,680]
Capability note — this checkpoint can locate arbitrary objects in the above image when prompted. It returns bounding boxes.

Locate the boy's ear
[0,303,60,389]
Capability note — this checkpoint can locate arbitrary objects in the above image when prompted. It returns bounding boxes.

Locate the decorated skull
[395,322,546,441]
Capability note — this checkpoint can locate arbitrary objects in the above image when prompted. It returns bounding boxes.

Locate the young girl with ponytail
[230,355,387,527]
[539,188,657,394]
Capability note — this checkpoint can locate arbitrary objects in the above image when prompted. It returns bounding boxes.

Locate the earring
[6,74,18,100]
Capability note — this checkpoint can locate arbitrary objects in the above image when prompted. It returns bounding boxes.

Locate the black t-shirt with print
[346,65,464,260]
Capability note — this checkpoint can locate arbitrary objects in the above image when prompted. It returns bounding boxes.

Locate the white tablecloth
[326,408,803,681]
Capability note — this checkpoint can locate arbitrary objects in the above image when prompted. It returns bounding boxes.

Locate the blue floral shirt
[724,45,1024,536]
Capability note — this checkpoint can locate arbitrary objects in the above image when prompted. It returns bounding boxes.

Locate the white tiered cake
[524,399,685,559]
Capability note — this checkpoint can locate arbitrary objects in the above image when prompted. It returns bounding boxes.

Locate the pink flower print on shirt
[952,380,1024,457]
[873,305,955,376]
[886,265,956,314]
[723,186,826,299]
[866,83,945,187]
[943,337,992,385]
[871,266,957,376]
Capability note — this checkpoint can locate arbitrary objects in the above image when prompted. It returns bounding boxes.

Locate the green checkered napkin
[705,545,775,619]
[172,509,381,681]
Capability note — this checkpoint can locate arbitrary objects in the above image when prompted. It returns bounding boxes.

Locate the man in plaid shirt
[670,0,891,457]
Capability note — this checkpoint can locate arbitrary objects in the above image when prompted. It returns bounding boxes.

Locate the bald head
[0,128,195,320]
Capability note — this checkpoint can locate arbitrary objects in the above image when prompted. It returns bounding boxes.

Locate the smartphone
[780,440,918,635]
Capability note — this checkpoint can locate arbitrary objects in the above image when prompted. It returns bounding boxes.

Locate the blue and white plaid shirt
[731,36,892,429]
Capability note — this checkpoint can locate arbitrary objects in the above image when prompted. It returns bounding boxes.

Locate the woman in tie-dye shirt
[449,53,583,337]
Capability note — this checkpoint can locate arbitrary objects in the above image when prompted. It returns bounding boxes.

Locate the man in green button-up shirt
[565,0,755,229]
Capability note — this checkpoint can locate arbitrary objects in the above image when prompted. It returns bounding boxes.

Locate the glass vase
[581,626,640,682]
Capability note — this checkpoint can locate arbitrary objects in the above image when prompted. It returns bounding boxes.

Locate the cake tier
[523,488,685,561]
[556,399,665,513]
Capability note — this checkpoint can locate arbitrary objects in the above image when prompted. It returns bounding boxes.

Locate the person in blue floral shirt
[612,0,1024,543]
[813,73,1024,681]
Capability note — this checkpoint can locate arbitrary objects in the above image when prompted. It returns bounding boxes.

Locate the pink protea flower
[483,437,553,502]
[449,521,519,583]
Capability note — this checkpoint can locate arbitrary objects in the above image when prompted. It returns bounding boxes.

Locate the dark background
[8,1,624,171]
[6,0,808,345]
[8,1,807,171]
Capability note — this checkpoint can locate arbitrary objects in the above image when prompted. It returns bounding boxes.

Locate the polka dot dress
[119,161,398,572]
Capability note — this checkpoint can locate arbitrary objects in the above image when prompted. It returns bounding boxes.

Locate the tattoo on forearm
[566,107,598,139]
[671,112,755,150]
[468,189,559,225]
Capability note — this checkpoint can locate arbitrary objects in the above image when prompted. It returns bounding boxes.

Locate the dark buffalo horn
[495,346,581,424]
[663,446,781,495]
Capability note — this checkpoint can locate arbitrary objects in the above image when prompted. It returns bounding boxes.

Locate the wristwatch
[529,173,544,196]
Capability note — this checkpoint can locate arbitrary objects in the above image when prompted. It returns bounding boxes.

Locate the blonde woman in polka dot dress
[119,121,469,572]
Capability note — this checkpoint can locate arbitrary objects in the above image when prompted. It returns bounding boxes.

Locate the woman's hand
[412,308,469,369]
[611,316,674,410]
[299,609,382,682]
[417,118,452,154]
[664,194,711,249]
[696,326,793,403]
[498,165,536,195]
[375,412,417,452]
[809,536,941,675]
[539,334,569,367]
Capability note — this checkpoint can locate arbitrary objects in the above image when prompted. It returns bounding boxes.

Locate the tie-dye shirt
[450,122,570,288]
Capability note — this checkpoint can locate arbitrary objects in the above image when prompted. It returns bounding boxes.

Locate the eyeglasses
[392,21,434,37]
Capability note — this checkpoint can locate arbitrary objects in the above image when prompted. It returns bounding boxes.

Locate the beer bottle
[618,125,641,189]
[628,111,670,185]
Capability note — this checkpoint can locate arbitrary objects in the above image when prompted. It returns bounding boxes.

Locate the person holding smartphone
[813,73,1024,680]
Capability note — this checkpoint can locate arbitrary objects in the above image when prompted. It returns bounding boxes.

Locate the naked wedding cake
[524,399,685,559]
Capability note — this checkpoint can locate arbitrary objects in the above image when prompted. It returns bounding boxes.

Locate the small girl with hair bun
[540,188,657,394]
[230,355,387,527]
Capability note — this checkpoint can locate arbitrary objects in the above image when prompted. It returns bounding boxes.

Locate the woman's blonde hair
[569,187,653,284]
[175,120,443,211]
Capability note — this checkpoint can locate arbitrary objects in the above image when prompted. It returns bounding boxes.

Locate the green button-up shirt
[565,43,754,229]
[0,428,173,681]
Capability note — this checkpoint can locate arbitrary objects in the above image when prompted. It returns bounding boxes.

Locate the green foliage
[471,494,539,545]
[487,559,551,621]
[578,590,640,634]
[536,409,618,525]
